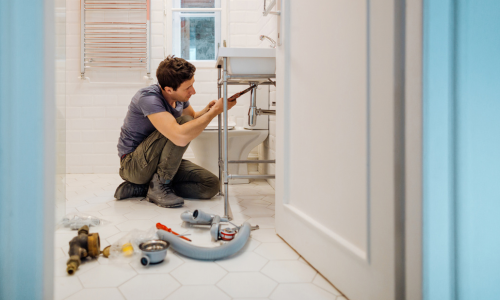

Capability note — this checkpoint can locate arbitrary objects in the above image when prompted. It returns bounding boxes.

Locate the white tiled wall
[66,0,277,177]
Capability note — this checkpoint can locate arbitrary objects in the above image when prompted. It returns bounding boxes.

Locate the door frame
[405,0,424,299]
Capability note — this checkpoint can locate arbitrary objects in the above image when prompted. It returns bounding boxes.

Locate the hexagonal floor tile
[86,195,115,204]
[115,219,156,231]
[254,243,299,260]
[217,272,278,298]
[123,209,160,220]
[55,231,80,248]
[270,283,337,300]
[261,261,317,283]
[170,262,227,285]
[78,264,137,288]
[54,276,83,300]
[165,286,231,300]
[129,201,158,211]
[100,206,135,217]
[246,217,275,228]
[209,203,247,213]
[239,198,272,207]
[235,194,265,202]
[77,203,110,212]
[233,298,271,300]
[118,274,180,300]
[312,274,342,296]
[66,200,90,208]
[241,237,262,252]
[94,225,120,239]
[216,251,269,272]
[250,228,284,243]
[106,231,131,245]
[66,288,125,300]
[130,250,184,274]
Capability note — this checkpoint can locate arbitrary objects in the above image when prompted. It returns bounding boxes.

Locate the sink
[216,47,276,76]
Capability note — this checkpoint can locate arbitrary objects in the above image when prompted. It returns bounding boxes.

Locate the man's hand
[209,97,237,115]
[203,100,217,114]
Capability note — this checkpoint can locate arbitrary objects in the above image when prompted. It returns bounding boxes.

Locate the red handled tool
[228,84,257,101]
[156,222,192,242]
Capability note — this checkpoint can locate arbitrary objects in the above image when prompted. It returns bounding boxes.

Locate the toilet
[190,85,270,184]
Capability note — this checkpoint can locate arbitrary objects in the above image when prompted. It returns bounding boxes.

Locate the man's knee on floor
[199,174,220,199]
[176,115,194,125]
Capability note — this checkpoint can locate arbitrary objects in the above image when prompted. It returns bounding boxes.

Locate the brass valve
[66,225,100,275]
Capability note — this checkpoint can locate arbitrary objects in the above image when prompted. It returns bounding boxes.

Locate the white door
[275,1,405,299]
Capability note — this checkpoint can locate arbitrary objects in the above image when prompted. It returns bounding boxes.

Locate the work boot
[114,181,149,200]
[146,173,184,208]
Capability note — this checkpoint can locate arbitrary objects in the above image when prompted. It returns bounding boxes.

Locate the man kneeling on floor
[114,55,237,207]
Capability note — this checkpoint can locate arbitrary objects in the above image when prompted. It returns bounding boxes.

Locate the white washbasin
[216,47,276,75]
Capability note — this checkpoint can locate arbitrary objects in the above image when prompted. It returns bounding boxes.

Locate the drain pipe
[157,222,252,260]
[248,82,259,127]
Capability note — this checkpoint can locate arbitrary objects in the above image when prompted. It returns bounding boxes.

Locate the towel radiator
[80,0,151,79]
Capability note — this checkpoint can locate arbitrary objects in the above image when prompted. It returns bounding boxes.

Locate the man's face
[169,77,196,102]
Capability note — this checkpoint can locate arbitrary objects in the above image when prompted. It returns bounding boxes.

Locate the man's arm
[182,100,217,119]
[148,97,235,147]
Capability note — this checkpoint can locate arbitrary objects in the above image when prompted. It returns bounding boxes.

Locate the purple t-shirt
[117,84,190,157]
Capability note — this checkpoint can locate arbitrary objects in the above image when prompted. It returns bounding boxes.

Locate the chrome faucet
[259,35,277,48]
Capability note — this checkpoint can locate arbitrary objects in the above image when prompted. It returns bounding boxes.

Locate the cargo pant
[119,115,219,199]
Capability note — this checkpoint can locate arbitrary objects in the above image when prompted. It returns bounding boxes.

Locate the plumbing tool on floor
[156,222,192,242]
[139,240,170,266]
[181,209,229,242]
[220,227,237,241]
[66,225,101,275]
[180,209,259,242]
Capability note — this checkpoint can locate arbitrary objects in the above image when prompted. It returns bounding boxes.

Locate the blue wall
[0,1,53,299]
[424,0,500,299]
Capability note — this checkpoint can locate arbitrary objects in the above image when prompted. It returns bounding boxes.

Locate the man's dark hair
[156,55,196,91]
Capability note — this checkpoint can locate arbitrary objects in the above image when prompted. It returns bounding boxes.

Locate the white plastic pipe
[157,222,252,260]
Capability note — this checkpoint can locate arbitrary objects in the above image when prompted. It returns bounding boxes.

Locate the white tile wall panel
[67,119,94,131]
[229,11,250,23]
[67,11,79,23]
[94,94,118,106]
[229,34,246,47]
[151,0,163,10]
[81,131,106,142]
[83,107,106,118]
[192,82,217,94]
[246,11,261,23]
[151,11,163,21]
[67,142,96,154]
[67,165,93,173]
[152,47,164,59]
[151,23,164,35]
[66,131,82,142]
[152,34,164,47]
[66,0,80,11]
[105,130,121,141]
[67,107,82,118]
[94,165,120,173]
[93,119,122,130]
[92,142,118,154]
[104,106,128,118]
[194,69,217,82]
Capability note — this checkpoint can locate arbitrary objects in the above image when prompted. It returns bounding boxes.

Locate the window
[166,0,227,67]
